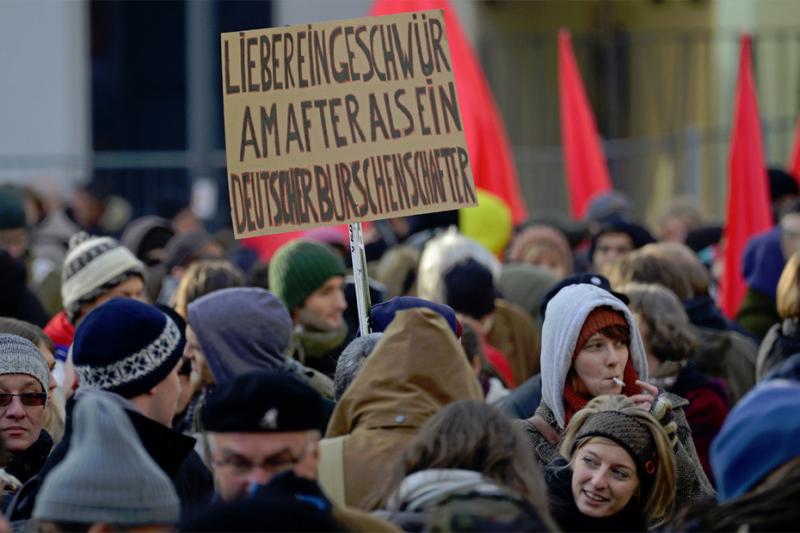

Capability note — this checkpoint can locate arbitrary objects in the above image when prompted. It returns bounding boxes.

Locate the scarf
[563,358,640,427]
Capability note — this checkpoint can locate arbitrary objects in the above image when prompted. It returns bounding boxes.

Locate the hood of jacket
[188,287,292,384]
[326,308,483,438]
[540,284,648,429]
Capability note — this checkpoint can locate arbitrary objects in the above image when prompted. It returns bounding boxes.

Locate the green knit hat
[0,187,27,230]
[269,239,346,312]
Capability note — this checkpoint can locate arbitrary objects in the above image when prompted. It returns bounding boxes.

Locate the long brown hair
[373,400,552,523]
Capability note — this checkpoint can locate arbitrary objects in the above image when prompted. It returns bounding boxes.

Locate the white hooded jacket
[540,283,648,429]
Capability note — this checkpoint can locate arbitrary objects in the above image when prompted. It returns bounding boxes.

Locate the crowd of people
[0,171,798,532]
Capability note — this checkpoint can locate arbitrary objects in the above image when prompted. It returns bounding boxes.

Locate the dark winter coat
[658,361,729,484]
[0,430,53,512]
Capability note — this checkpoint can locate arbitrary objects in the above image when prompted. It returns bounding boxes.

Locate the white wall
[0,0,89,193]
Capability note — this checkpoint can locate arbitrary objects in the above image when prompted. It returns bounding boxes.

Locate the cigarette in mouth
[612,377,625,386]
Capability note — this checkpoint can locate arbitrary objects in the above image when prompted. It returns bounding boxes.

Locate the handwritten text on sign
[221,10,476,237]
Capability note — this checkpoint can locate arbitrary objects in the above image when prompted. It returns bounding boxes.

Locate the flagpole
[348,222,372,336]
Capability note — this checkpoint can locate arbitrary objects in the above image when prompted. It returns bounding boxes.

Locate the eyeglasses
[0,393,47,407]
[213,440,317,477]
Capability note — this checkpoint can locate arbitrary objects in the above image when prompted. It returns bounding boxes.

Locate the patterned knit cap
[268,239,345,312]
[61,232,145,322]
[72,298,185,399]
[574,410,658,479]
[0,334,50,394]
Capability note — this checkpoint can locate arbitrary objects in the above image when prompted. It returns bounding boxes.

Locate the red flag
[720,34,773,318]
[558,29,612,218]
[370,0,526,224]
[789,114,800,182]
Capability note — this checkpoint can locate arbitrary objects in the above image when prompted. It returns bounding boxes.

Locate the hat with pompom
[61,232,145,322]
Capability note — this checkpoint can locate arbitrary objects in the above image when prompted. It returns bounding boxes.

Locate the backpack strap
[529,414,561,446]
[317,436,346,506]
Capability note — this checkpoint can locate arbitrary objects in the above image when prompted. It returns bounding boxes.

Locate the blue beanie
[370,296,462,337]
[710,381,800,501]
[72,298,185,399]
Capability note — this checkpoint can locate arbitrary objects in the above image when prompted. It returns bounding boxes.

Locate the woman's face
[573,332,629,397]
[572,440,639,517]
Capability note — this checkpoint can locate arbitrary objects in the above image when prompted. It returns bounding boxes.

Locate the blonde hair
[606,246,693,301]
[560,395,677,524]
[776,252,800,320]
[171,259,245,318]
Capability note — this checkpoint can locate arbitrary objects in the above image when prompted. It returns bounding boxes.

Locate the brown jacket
[487,298,541,384]
[322,308,484,510]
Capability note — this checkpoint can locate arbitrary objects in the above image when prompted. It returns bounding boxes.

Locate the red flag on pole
[720,34,773,318]
[558,29,612,219]
[789,114,800,182]
[370,0,527,224]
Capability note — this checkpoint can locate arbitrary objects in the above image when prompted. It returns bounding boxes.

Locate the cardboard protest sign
[221,10,477,238]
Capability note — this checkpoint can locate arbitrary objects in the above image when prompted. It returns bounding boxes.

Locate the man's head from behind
[32,391,180,532]
[268,240,347,332]
[201,372,325,502]
[71,298,185,427]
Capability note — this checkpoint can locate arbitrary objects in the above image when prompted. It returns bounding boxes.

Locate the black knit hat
[202,372,325,434]
[72,298,185,399]
[589,217,655,261]
[444,258,496,320]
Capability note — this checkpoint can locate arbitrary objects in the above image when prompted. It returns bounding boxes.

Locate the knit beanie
[444,258,496,320]
[0,334,50,393]
[61,232,145,321]
[32,391,180,525]
[72,298,185,399]
[573,410,658,481]
[0,188,27,230]
[370,296,462,338]
[574,307,629,358]
[268,239,346,312]
[711,381,800,501]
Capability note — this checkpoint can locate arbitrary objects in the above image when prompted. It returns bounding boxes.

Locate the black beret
[201,372,325,433]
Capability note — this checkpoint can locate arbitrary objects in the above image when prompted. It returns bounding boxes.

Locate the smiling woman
[545,395,677,531]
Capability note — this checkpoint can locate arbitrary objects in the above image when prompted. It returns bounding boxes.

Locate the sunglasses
[0,393,47,407]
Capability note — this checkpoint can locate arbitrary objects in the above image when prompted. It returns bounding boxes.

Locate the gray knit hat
[574,410,658,479]
[32,391,180,525]
[0,334,50,393]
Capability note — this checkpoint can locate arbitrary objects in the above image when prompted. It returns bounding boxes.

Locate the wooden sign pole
[348,222,372,336]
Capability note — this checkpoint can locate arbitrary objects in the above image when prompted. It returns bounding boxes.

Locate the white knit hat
[61,232,145,321]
